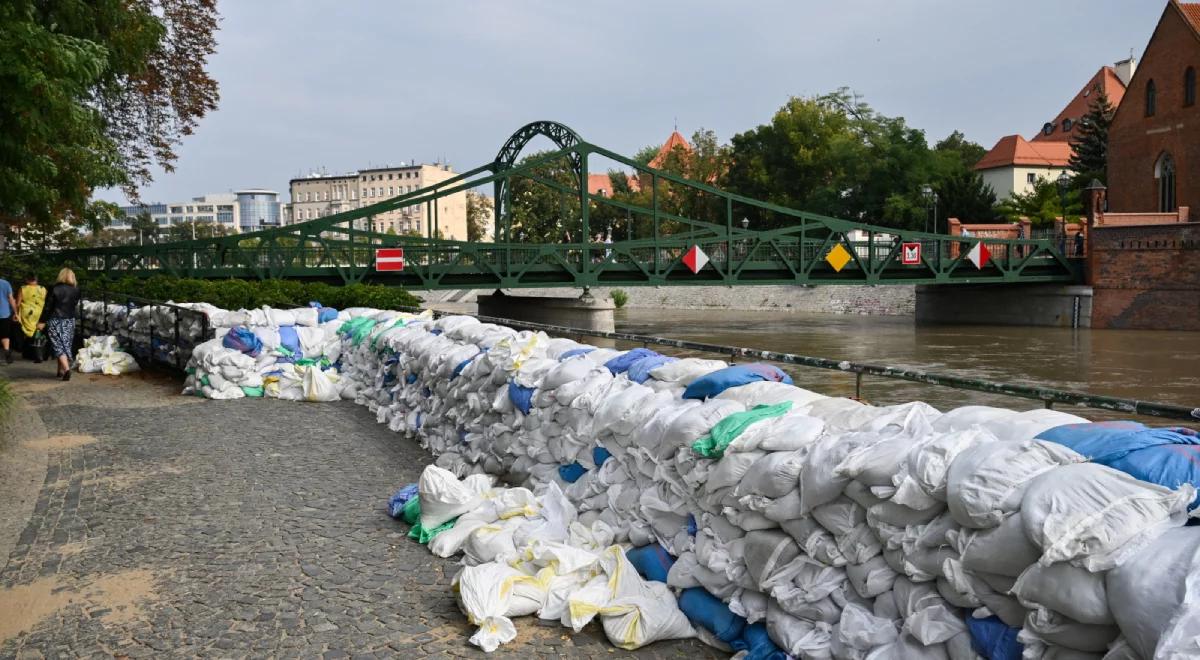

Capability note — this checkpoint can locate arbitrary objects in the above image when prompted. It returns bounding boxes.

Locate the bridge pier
[476,290,616,332]
[916,284,1093,328]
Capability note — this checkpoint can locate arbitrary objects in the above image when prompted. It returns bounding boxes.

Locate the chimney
[1114,57,1137,86]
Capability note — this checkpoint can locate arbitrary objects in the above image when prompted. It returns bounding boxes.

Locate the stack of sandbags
[182,338,264,399]
[75,335,140,375]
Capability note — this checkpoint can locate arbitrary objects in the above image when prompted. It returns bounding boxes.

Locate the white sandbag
[801,431,889,515]
[846,554,898,599]
[743,529,801,589]
[945,439,1083,529]
[716,380,826,408]
[1023,608,1120,653]
[737,450,807,499]
[931,405,1017,433]
[726,411,825,453]
[957,513,1041,578]
[419,465,485,529]
[903,426,997,502]
[1106,527,1200,660]
[767,598,834,659]
[831,603,899,659]
[1012,562,1112,625]
[648,357,728,383]
[455,562,549,652]
[1021,463,1194,571]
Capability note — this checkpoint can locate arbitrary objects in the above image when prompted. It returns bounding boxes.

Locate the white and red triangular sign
[966,242,990,269]
[682,245,709,274]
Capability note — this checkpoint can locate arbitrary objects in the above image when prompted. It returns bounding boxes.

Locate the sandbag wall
[92,300,1200,658]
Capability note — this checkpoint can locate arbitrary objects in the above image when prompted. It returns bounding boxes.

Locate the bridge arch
[493,121,586,241]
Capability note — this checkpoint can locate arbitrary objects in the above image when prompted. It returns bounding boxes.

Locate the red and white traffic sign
[375,247,405,271]
[966,242,990,269]
[682,245,709,274]
[900,242,921,265]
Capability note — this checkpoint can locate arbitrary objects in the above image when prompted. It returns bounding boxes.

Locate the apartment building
[288,163,467,239]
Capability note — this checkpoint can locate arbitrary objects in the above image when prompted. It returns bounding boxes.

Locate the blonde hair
[55,267,77,287]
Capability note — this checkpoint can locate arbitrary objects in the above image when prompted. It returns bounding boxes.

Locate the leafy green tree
[995,177,1082,227]
[508,151,581,243]
[0,0,219,238]
[1068,91,1115,186]
[933,130,987,173]
[466,190,493,242]
[937,170,998,224]
[632,144,661,167]
[129,210,159,244]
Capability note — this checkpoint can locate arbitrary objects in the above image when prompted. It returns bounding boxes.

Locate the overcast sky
[102,0,1164,206]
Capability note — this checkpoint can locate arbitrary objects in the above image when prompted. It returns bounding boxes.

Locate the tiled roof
[1179,2,1200,33]
[1031,66,1127,142]
[587,173,640,197]
[975,135,1073,170]
[648,131,691,169]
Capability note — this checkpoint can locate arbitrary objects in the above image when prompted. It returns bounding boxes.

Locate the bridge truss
[53,121,1080,290]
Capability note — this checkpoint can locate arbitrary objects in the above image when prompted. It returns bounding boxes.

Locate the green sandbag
[240,386,264,397]
[692,401,793,459]
[401,496,421,525]
[407,517,457,544]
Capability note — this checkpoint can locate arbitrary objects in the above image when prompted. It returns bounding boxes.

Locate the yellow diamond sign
[825,244,852,272]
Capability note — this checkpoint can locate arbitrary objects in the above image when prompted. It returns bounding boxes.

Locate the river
[614,308,1200,423]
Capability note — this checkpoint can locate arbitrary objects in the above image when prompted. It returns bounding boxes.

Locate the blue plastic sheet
[966,615,1022,660]
[1038,422,1200,509]
[683,364,794,400]
[222,326,262,357]
[278,325,303,362]
[626,354,678,384]
[388,483,419,519]
[678,587,747,644]
[558,462,586,483]
[734,622,789,660]
[451,354,479,381]
[559,347,595,361]
[626,543,674,583]
[592,446,612,468]
[508,381,535,414]
[604,348,661,375]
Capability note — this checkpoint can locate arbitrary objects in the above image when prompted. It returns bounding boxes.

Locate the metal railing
[78,291,214,371]
[402,307,1200,422]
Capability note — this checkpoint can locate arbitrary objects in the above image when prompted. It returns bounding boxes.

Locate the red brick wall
[1091,223,1200,330]
[1107,4,1200,215]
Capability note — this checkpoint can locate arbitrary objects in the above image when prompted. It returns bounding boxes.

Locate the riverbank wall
[425,284,915,316]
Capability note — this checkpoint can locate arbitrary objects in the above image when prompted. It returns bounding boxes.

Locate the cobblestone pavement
[0,361,721,659]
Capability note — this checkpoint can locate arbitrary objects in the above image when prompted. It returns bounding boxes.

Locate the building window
[1156,152,1176,212]
[389,186,394,196]
[1146,79,1157,116]
[1186,67,1196,107]
[1062,118,1072,132]
[1042,122,1054,136]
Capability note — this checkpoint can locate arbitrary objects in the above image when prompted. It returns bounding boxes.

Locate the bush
[610,288,629,309]
[86,275,421,311]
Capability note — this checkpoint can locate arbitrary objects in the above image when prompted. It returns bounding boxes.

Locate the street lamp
[1057,171,1072,254]
[920,184,937,233]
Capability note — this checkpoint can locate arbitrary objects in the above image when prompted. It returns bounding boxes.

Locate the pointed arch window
[1146,79,1157,116]
[1185,67,1196,107]
[1155,152,1176,212]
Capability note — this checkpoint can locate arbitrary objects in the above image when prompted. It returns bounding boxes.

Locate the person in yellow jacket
[15,274,47,362]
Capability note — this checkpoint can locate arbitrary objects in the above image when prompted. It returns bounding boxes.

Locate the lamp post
[920,184,937,233]
[1057,171,1072,255]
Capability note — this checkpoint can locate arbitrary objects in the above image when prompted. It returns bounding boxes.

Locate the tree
[1068,91,1115,186]
[994,177,1082,227]
[465,190,493,242]
[507,151,581,243]
[0,0,219,236]
[933,131,987,172]
[130,210,159,244]
[937,170,998,223]
[632,144,661,167]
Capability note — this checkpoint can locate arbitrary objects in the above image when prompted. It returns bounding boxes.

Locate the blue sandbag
[278,325,303,361]
[388,483,419,518]
[604,348,661,375]
[966,615,1022,660]
[592,446,612,468]
[626,354,678,384]
[451,354,479,380]
[222,326,262,357]
[683,364,794,400]
[626,543,674,583]
[733,622,789,660]
[508,381,535,415]
[678,587,746,644]
[559,347,595,361]
[687,514,697,537]
[558,462,586,483]
[317,307,338,323]
[405,372,418,384]
[1038,422,1200,509]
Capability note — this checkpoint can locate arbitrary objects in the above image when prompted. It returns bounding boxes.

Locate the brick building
[1107,0,1200,217]
[1090,221,1200,330]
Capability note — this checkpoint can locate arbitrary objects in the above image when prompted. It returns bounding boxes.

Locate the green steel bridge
[54,121,1080,290]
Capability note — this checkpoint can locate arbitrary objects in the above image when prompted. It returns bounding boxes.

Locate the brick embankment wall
[425,284,915,316]
[1091,223,1200,330]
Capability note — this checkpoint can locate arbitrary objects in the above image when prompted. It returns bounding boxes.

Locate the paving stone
[0,363,721,658]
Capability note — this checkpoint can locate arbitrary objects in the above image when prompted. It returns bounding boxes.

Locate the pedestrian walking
[0,272,15,364]
[41,267,81,380]
[15,274,47,362]
[1015,224,1025,258]
[1074,231,1085,257]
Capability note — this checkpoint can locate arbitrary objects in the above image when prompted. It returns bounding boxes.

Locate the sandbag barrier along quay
[76,300,1200,658]
[394,307,1200,423]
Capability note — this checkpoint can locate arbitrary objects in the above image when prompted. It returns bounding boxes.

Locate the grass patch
[610,288,629,309]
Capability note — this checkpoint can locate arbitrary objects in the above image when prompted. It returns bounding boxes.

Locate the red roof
[648,131,691,169]
[1031,66,1127,143]
[1180,2,1200,32]
[587,173,639,197]
[975,135,1073,170]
